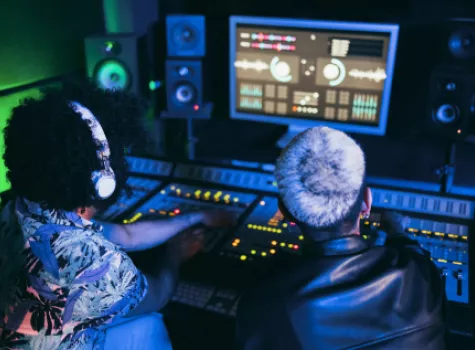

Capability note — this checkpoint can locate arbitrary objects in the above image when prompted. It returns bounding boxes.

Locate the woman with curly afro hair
[0,79,234,349]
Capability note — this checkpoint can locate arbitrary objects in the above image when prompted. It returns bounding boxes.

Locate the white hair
[275,127,365,228]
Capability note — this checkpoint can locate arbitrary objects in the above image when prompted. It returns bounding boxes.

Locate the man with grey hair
[236,127,446,349]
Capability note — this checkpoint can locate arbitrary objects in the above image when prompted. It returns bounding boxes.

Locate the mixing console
[121,183,257,252]
[97,177,162,221]
[98,158,472,322]
[360,186,472,304]
[220,197,303,261]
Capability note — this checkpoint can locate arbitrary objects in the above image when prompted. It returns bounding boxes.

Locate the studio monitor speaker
[425,68,475,139]
[166,15,206,57]
[165,59,204,114]
[85,33,148,95]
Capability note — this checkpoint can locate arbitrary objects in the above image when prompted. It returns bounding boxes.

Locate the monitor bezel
[229,16,400,136]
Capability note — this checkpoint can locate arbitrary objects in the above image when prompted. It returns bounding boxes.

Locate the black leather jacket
[236,235,446,350]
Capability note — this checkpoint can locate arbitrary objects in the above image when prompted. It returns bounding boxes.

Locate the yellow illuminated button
[453,261,462,265]
[214,191,223,201]
[204,191,211,200]
[194,190,202,198]
[299,235,304,240]
[271,240,277,246]
[282,223,288,228]
[232,242,238,247]
[171,186,176,190]
[270,249,276,254]
[261,252,267,257]
[234,239,241,243]
[247,224,252,228]
[280,242,286,247]
[224,194,231,201]
[288,244,294,248]
[276,229,282,234]
[176,189,181,195]
[233,197,239,202]
[251,250,257,255]
[160,190,166,194]
[240,255,247,261]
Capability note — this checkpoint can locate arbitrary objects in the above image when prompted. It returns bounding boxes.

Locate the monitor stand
[276,125,308,148]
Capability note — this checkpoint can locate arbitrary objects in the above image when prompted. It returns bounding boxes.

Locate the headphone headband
[70,101,116,199]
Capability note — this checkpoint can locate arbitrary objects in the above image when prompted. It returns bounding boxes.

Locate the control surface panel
[100,159,472,319]
[122,183,257,252]
[220,197,303,261]
[97,177,161,221]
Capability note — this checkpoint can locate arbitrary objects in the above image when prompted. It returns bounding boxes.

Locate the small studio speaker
[166,15,206,57]
[166,60,204,114]
[85,33,148,95]
[425,68,475,139]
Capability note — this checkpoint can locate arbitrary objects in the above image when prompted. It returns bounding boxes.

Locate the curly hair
[3,79,151,212]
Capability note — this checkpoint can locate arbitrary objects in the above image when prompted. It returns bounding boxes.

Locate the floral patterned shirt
[0,198,148,349]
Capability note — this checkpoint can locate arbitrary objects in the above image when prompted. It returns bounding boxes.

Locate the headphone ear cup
[92,171,116,199]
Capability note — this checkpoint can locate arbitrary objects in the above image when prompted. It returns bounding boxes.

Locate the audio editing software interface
[233,25,391,125]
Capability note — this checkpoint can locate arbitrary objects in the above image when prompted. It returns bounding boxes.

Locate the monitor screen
[229,16,399,136]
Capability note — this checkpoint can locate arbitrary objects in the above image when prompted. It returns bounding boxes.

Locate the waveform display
[234,59,269,71]
[351,107,377,122]
[248,32,296,42]
[349,68,387,83]
[250,42,296,52]
[353,94,378,108]
[240,84,263,97]
[240,97,262,110]
[330,39,350,57]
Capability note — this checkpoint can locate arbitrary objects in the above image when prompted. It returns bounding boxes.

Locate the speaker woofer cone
[434,104,460,124]
[94,59,131,90]
[174,84,196,104]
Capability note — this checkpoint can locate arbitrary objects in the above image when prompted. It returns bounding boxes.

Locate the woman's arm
[126,229,203,317]
[96,212,204,251]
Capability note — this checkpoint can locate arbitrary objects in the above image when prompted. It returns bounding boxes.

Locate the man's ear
[278,198,297,222]
[360,187,372,217]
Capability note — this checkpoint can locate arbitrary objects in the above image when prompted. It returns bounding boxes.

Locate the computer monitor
[229,16,399,143]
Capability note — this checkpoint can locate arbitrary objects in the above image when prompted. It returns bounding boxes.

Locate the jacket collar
[305,235,369,257]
